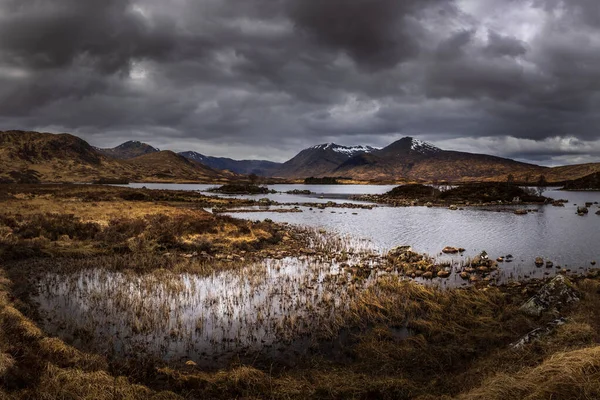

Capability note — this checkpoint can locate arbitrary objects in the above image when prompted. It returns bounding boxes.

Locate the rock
[496,257,504,262]
[425,202,433,207]
[459,271,469,280]
[437,270,450,278]
[514,209,528,215]
[585,202,593,207]
[519,275,579,316]
[422,271,433,279]
[577,206,589,215]
[534,257,544,267]
[592,261,597,265]
[448,205,458,210]
[545,261,553,268]
[442,246,460,254]
[511,318,567,349]
[185,360,197,366]
[596,210,600,215]
[388,245,413,257]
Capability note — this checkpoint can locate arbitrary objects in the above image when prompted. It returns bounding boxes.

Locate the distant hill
[179,151,281,176]
[274,143,377,178]
[0,131,233,183]
[127,151,233,182]
[561,172,600,190]
[95,141,160,159]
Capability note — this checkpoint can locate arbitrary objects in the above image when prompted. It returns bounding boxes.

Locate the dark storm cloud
[1,0,600,164]
[0,0,182,72]
[287,0,441,71]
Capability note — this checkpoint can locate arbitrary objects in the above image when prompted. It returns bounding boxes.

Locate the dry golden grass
[29,364,181,400]
[458,346,600,400]
[2,184,600,399]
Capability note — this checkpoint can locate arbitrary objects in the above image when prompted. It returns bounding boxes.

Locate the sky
[1,0,600,165]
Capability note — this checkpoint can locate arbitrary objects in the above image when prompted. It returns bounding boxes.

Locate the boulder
[511,318,567,349]
[514,209,528,215]
[519,275,579,316]
[534,257,544,267]
[545,261,553,268]
[442,246,460,254]
[388,245,413,257]
[577,206,589,215]
[437,270,450,278]
[448,205,458,210]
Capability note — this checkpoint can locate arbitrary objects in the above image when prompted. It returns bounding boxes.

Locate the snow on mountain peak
[409,138,440,154]
[310,143,377,156]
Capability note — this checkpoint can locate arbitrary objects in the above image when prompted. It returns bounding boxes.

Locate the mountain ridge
[0,131,233,183]
[2,130,600,184]
[179,151,281,176]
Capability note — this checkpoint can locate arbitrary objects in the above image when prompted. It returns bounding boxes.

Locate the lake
[122,183,600,278]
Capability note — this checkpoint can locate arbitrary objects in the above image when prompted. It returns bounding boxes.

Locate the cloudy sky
[1,0,599,165]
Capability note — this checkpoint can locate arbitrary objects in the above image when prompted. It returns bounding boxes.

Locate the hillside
[179,151,281,176]
[0,131,233,183]
[561,172,600,190]
[95,141,160,159]
[127,151,234,182]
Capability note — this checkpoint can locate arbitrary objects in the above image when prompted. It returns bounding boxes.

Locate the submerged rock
[519,275,579,317]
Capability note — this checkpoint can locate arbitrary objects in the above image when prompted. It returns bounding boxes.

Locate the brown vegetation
[0,131,234,183]
[1,184,600,399]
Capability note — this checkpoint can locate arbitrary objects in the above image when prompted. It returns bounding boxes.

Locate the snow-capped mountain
[274,142,377,178]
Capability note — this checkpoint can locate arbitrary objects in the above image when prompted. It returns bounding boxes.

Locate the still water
[124,183,600,273]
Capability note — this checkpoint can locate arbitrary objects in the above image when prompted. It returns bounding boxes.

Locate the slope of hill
[179,151,281,176]
[127,151,234,182]
[561,172,600,190]
[95,141,160,159]
[0,131,232,183]
[274,143,377,178]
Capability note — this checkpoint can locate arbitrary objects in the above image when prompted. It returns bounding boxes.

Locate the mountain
[95,140,160,159]
[274,143,377,178]
[269,137,548,182]
[127,151,234,182]
[179,151,281,176]
[0,131,233,183]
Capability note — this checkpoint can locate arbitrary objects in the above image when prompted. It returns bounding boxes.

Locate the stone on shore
[519,275,579,316]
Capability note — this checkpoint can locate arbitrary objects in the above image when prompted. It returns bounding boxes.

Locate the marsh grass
[3,184,600,399]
